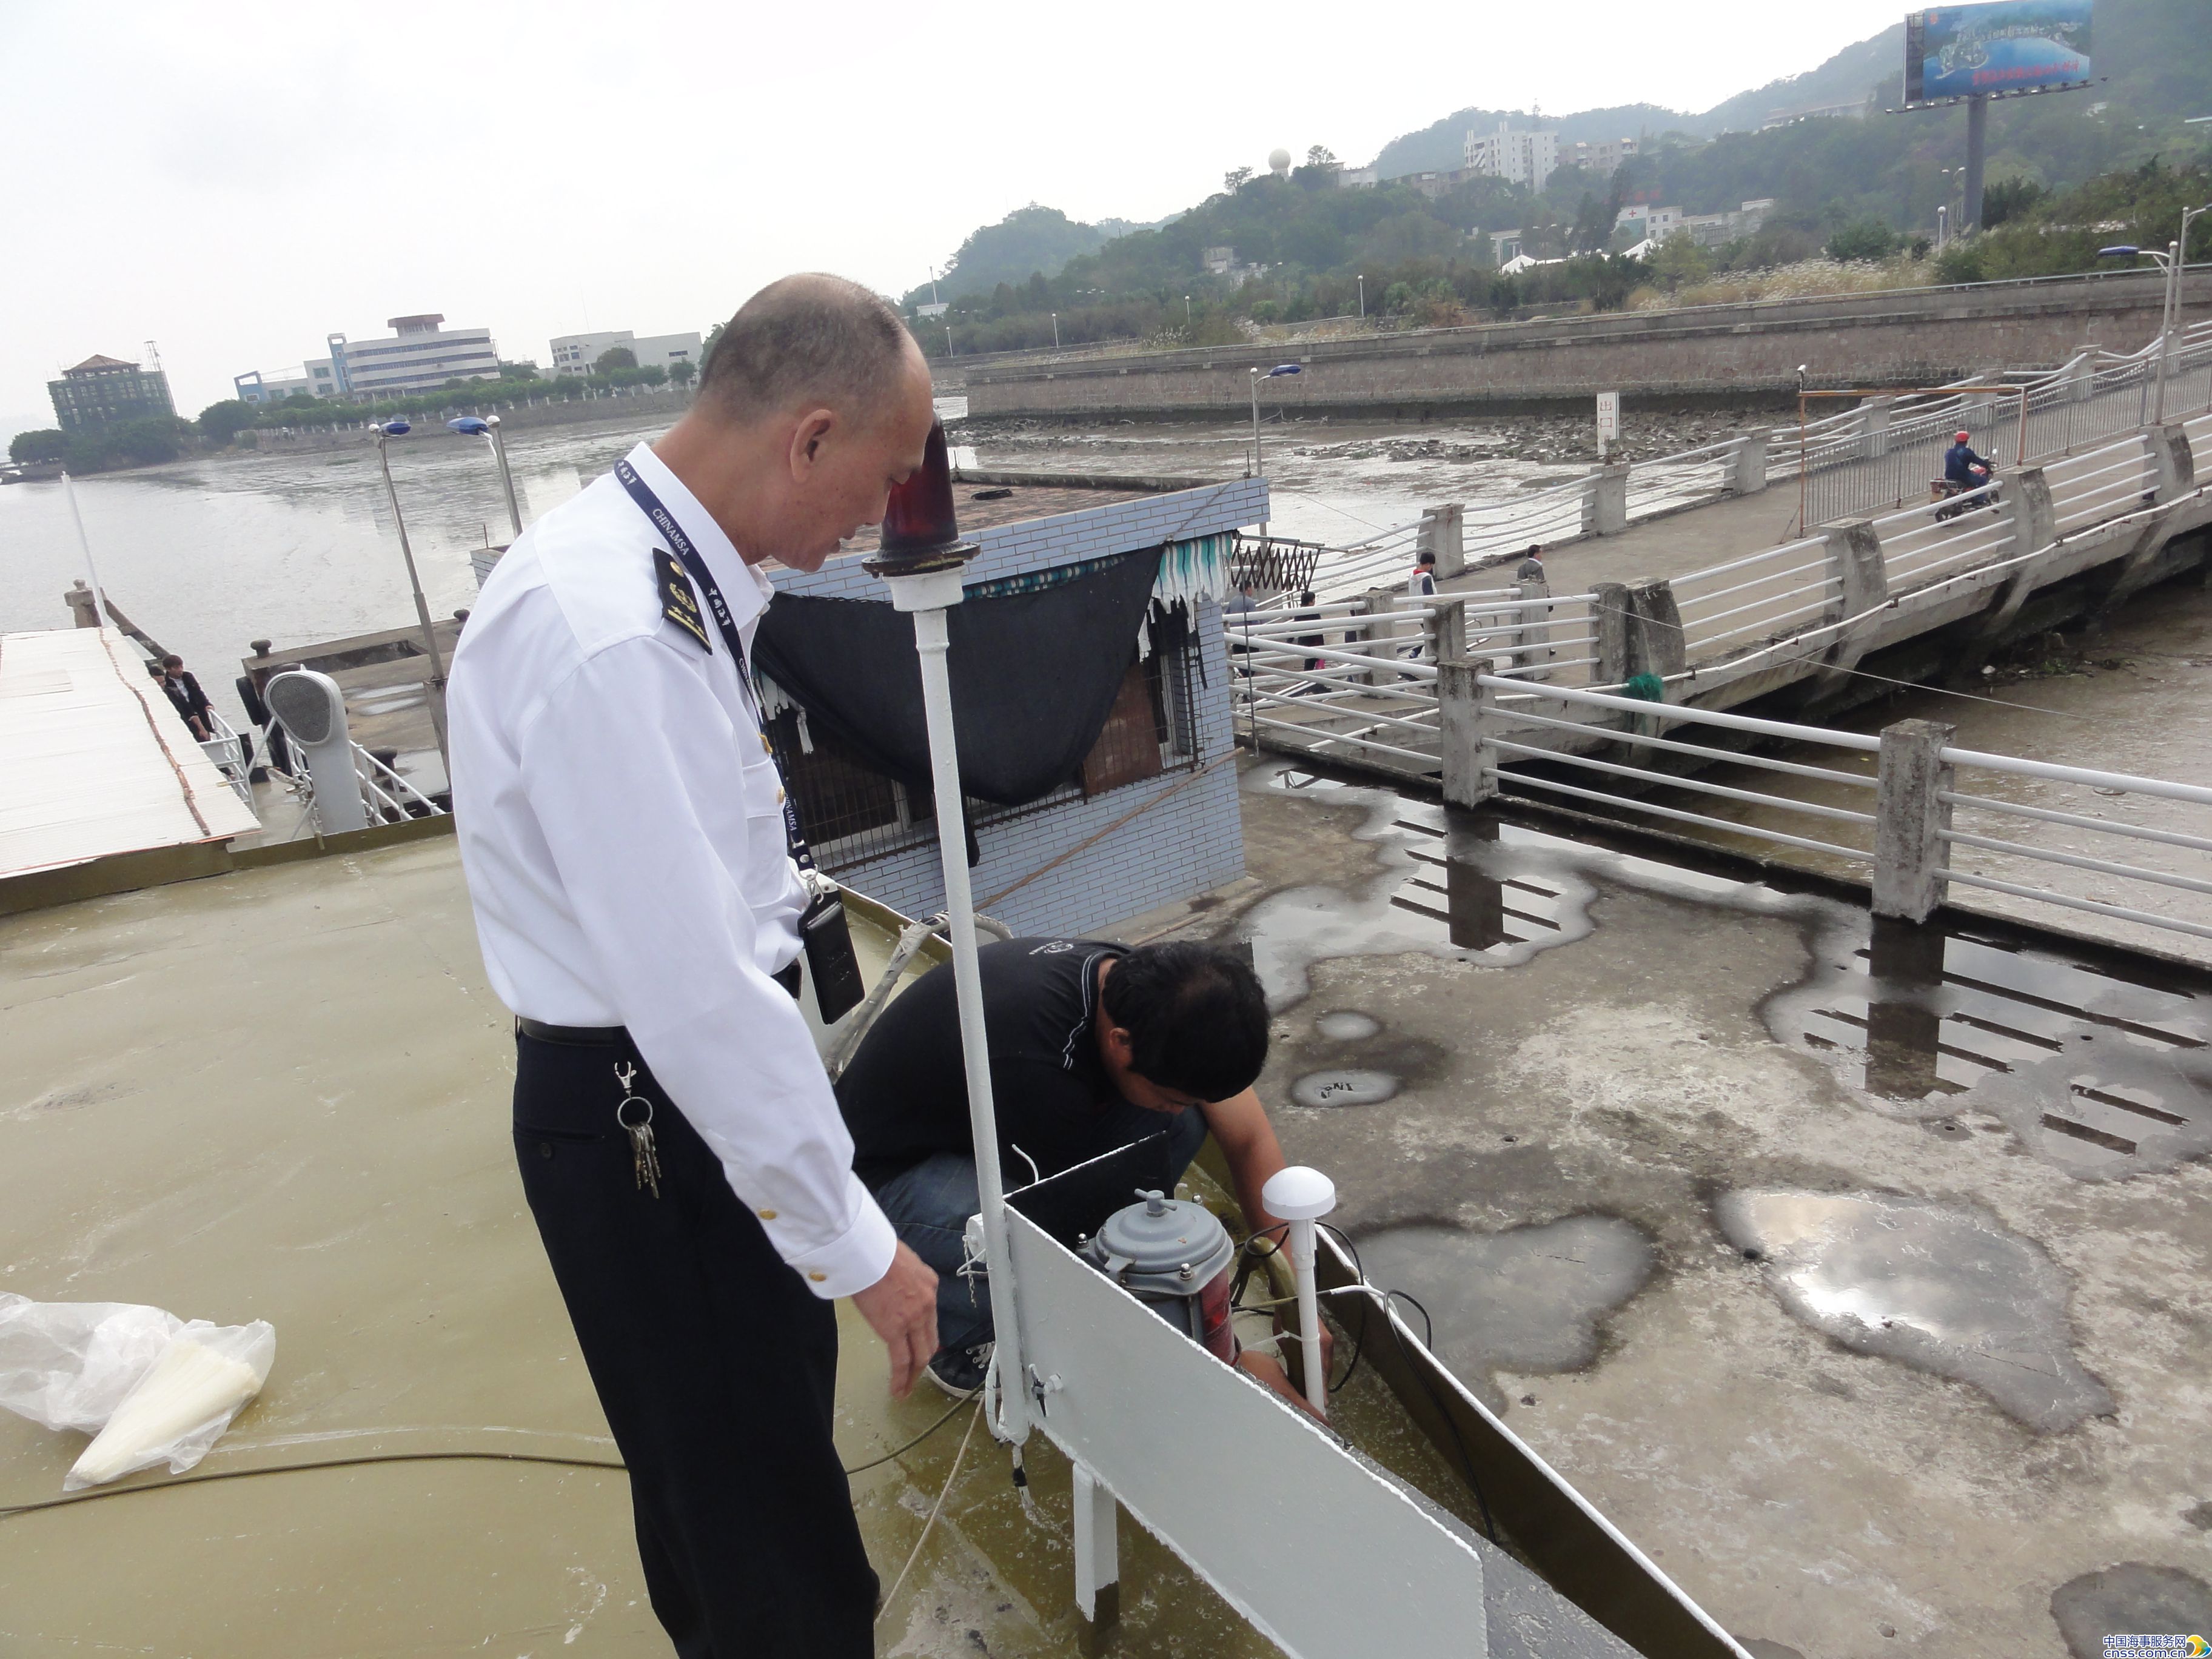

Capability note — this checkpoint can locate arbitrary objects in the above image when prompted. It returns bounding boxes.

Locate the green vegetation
[9,428,65,463]
[905,0,2208,357]
[594,345,638,374]
[1933,156,2212,283]
[196,400,256,441]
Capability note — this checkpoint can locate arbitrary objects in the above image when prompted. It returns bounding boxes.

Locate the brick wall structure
[966,270,2201,421]
[766,477,1268,936]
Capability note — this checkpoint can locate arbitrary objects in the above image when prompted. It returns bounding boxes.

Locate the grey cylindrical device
[264,669,367,834]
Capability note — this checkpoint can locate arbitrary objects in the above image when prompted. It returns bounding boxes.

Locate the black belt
[517,1017,625,1045]
[515,965,802,1047]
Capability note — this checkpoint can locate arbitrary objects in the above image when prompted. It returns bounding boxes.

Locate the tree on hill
[669,358,695,387]
[595,346,638,375]
[906,204,1109,306]
[10,428,66,463]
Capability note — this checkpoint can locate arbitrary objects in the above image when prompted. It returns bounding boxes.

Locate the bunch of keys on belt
[614,1062,663,1199]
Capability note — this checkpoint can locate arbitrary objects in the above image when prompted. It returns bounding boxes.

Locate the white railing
[1459,677,2212,953]
[198,711,256,810]
[353,743,445,822]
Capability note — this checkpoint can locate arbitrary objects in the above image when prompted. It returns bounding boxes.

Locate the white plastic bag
[0,1292,275,1489]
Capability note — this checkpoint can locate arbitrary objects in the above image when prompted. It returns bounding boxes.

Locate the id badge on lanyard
[613,459,866,1022]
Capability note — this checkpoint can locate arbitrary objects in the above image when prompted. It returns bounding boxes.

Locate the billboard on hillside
[1904,0,2093,105]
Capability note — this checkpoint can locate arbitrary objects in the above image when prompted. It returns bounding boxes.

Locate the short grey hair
[699,273,917,424]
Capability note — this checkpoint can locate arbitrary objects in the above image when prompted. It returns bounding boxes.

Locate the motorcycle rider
[1944,429,1994,492]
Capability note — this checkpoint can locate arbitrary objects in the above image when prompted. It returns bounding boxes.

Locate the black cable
[1312,1224,1496,1544]
[1,1398,982,1521]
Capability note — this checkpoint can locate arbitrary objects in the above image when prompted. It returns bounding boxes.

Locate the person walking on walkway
[447,274,942,1659]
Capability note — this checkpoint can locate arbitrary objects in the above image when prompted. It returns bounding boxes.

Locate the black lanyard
[614,458,817,873]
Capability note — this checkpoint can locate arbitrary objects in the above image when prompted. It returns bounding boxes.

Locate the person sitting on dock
[153,655,212,741]
[837,937,1308,1399]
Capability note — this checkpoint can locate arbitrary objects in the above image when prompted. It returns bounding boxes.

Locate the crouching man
[836,937,1310,1399]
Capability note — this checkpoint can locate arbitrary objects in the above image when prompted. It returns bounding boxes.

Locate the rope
[103,631,211,837]
[0,1396,982,1522]
[875,1400,983,1626]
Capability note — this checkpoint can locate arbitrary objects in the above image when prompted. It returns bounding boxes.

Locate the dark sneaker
[925,1341,992,1400]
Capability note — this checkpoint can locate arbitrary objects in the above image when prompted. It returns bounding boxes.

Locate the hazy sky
[1,0,1910,429]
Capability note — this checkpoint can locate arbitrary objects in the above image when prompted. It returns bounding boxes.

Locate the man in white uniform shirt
[448,274,940,1657]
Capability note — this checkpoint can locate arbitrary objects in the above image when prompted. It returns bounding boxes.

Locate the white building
[548,328,704,378]
[1615,203,1684,242]
[1567,137,1640,178]
[1464,122,1558,192]
[326,315,500,398]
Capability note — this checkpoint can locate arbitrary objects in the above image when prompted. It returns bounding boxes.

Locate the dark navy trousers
[511,1030,877,1658]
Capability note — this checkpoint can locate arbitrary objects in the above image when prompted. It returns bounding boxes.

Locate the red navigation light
[877,418,966,560]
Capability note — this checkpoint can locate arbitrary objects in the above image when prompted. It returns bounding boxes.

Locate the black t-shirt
[839,936,1147,1188]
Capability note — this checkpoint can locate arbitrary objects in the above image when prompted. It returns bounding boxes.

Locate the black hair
[1101,942,1270,1102]
[1415,549,1436,566]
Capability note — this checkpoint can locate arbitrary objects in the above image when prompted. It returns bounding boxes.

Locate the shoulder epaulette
[654,549,712,652]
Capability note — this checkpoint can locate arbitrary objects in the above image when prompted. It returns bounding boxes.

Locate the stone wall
[967,271,2204,421]
[241,387,695,455]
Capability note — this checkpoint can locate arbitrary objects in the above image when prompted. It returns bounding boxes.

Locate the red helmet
[1954,430,1972,442]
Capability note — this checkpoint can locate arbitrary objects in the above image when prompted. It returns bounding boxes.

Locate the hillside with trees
[907,0,2208,360]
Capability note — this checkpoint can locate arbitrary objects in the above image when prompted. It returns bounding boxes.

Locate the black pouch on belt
[800,888,866,1024]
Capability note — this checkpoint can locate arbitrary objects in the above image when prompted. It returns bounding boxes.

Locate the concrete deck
[0,835,1483,1658]
[1119,759,2212,1658]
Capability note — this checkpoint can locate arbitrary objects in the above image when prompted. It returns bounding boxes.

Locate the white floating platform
[0,628,260,880]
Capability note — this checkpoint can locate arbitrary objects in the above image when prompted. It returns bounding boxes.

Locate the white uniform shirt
[448,442,896,1299]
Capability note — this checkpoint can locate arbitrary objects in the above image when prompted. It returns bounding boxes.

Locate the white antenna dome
[1268,147,1292,174]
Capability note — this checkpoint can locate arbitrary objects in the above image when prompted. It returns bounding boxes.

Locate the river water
[1,400,1701,731]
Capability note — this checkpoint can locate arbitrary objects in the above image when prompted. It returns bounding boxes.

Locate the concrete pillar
[2066,349,2097,403]
[1822,519,1888,626]
[1588,464,1630,537]
[1872,718,1957,923]
[2004,465,2057,556]
[64,580,99,629]
[1858,397,1895,460]
[1438,660,1497,808]
[1357,587,1399,685]
[2151,423,2196,504]
[1726,431,1768,496]
[1427,596,1466,664]
[1418,503,1466,580]
[1593,581,1632,685]
[1626,580,1685,679]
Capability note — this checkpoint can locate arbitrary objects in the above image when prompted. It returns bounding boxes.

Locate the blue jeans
[873,1107,1211,1355]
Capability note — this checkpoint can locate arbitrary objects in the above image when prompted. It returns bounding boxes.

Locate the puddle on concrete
[1717,1189,2113,1433]
[1764,916,2212,1180]
[1314,1010,1381,1042]
[2049,1563,2212,1659]
[1353,1216,1656,1396]
[1289,1069,1401,1107]
[1238,763,1598,1004]
[1246,757,2212,1178]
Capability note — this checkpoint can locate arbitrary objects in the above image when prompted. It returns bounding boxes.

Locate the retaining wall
[967,270,2207,421]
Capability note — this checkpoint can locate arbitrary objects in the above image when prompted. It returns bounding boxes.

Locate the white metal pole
[61,472,110,631]
[487,415,523,538]
[1262,1165,1336,1417]
[2154,241,2179,426]
[899,586,1029,1442]
[375,434,451,765]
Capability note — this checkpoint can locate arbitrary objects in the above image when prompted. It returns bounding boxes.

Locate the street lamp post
[1357,274,1365,320]
[2100,208,2209,426]
[943,324,954,359]
[449,414,523,539]
[1248,363,1302,539]
[1051,312,1060,349]
[370,421,451,765]
[1185,295,1192,321]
